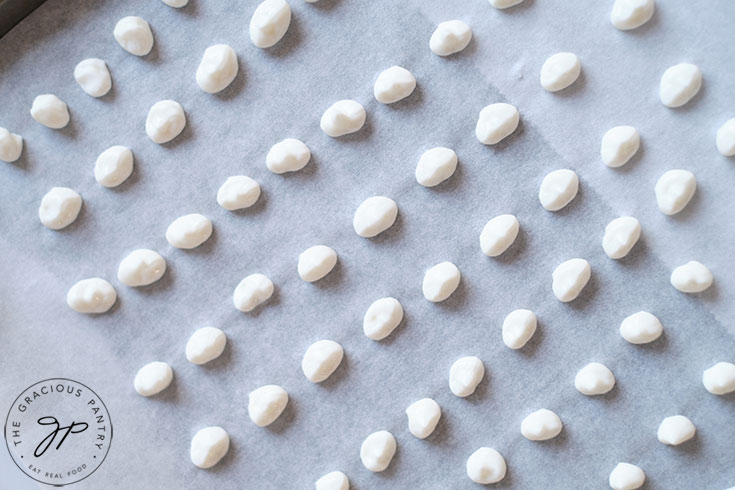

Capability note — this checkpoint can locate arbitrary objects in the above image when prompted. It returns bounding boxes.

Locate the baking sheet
[1,0,734,488]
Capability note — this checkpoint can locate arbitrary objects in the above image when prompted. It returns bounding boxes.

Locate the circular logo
[4,378,112,486]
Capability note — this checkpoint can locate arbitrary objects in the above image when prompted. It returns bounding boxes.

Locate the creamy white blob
[702,362,735,395]
[117,249,166,287]
[603,217,641,259]
[186,327,227,365]
[320,100,366,137]
[521,409,563,441]
[620,311,663,344]
[552,258,591,302]
[146,100,186,144]
[266,138,311,174]
[39,187,82,230]
[405,398,441,439]
[301,340,344,383]
[315,471,349,490]
[363,297,403,341]
[610,0,654,30]
[233,273,274,312]
[575,362,615,395]
[298,245,337,282]
[601,126,639,168]
[374,66,416,104]
[655,169,696,215]
[360,431,396,472]
[67,278,117,314]
[0,127,23,162]
[134,361,173,396]
[489,0,524,9]
[502,309,537,349]
[466,447,506,485]
[609,462,646,490]
[449,356,484,397]
[416,147,457,187]
[30,94,69,129]
[113,16,154,56]
[248,384,288,427]
[422,261,461,302]
[657,415,695,445]
[74,58,112,97]
[353,196,398,238]
[670,260,713,293]
[430,20,472,56]
[190,426,229,468]
[539,169,579,211]
[94,146,133,188]
[716,118,735,156]
[196,44,238,94]
[162,0,188,7]
[475,103,520,145]
[217,175,261,210]
[250,0,291,48]
[659,63,702,108]
[480,214,519,257]
[540,52,581,92]
[166,214,212,249]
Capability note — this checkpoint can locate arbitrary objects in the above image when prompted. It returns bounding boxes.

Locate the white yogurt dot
[575,362,615,395]
[405,398,441,439]
[601,126,639,168]
[162,0,188,7]
[353,196,398,238]
[363,297,403,341]
[480,214,519,257]
[30,94,70,129]
[315,471,349,490]
[716,118,735,156]
[320,100,366,137]
[539,169,579,211]
[0,127,23,163]
[602,216,641,259]
[186,327,227,365]
[217,175,261,210]
[250,0,291,48]
[248,384,288,427]
[702,362,735,395]
[166,214,212,249]
[134,361,173,396]
[489,0,524,9]
[39,187,82,230]
[521,408,563,441]
[94,145,134,188]
[657,415,695,445]
[670,260,713,293]
[74,58,112,97]
[190,426,229,469]
[266,138,311,174]
[301,340,344,383]
[502,309,537,349]
[422,261,460,302]
[552,258,591,303]
[117,249,166,287]
[609,462,646,490]
[360,430,396,472]
[466,447,506,485]
[233,273,274,312]
[146,100,186,144]
[196,44,238,94]
[449,356,484,397]
[619,311,663,344]
[67,278,117,314]
[415,147,457,187]
[659,63,702,108]
[540,52,581,92]
[655,169,696,215]
[430,20,472,56]
[475,103,520,145]
[610,0,654,30]
[374,66,416,104]
[298,245,337,282]
[113,16,154,56]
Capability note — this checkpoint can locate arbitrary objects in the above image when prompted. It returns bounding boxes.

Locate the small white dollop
[602,217,641,259]
[67,278,117,314]
[133,361,173,396]
[117,249,166,287]
[374,66,416,104]
[320,100,366,137]
[609,462,646,490]
[146,100,186,144]
[540,52,581,92]
[575,362,615,395]
[353,196,398,238]
[0,127,23,162]
[301,340,344,383]
[405,398,441,439]
[521,409,563,441]
[190,426,229,469]
[162,0,188,7]
[298,245,337,282]
[716,118,735,156]
[363,297,404,341]
[466,447,506,485]
[670,260,713,293]
[502,309,537,349]
[250,0,291,48]
[619,311,663,344]
[539,169,579,211]
[655,169,696,215]
[30,94,70,129]
[266,138,311,174]
[430,20,472,57]
[475,103,520,145]
[480,214,519,257]
[449,356,484,397]
[610,0,655,30]
[601,126,639,168]
[113,16,154,56]
[657,415,696,446]
[659,63,702,108]
[248,385,288,427]
[94,146,134,188]
[166,214,212,249]
[74,58,112,97]
[422,261,461,302]
[360,430,396,472]
[702,362,735,395]
[552,258,591,303]
[315,471,349,490]
[196,44,238,94]
[489,0,524,9]
[233,273,274,312]
[415,147,457,187]
[39,187,82,230]
[217,176,261,210]
[186,327,227,365]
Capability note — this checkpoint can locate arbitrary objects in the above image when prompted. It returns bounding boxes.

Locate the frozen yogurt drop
[117,249,166,287]
[94,145,133,188]
[353,196,398,238]
[146,100,186,144]
[298,245,337,282]
[39,187,82,230]
[405,398,441,439]
[30,94,69,129]
[480,214,519,257]
[74,58,112,97]
[430,20,472,56]
[373,66,416,104]
[415,147,457,187]
[250,0,291,48]
[233,273,274,312]
[521,408,563,441]
[466,447,506,485]
[601,126,639,168]
[610,0,654,30]
[619,311,663,344]
[266,138,311,174]
[475,103,519,145]
[113,16,154,56]
[166,213,212,249]
[575,362,615,395]
[190,426,229,469]
[0,127,23,162]
[217,175,261,210]
[540,52,581,92]
[552,258,590,302]
[133,361,173,396]
[301,340,344,383]
[657,415,695,446]
[609,462,646,490]
[363,297,404,341]
[655,169,696,215]
[196,44,238,94]
[186,327,227,365]
[67,278,117,314]
[422,261,460,302]
[670,260,713,293]
[659,63,701,108]
[162,0,188,7]
[360,430,396,472]
[502,309,537,349]
[248,384,288,427]
[489,0,524,9]
[602,216,641,259]
[702,362,735,395]
[449,356,484,397]
[315,471,349,490]
[320,100,366,137]
[539,169,579,211]
[716,118,735,156]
